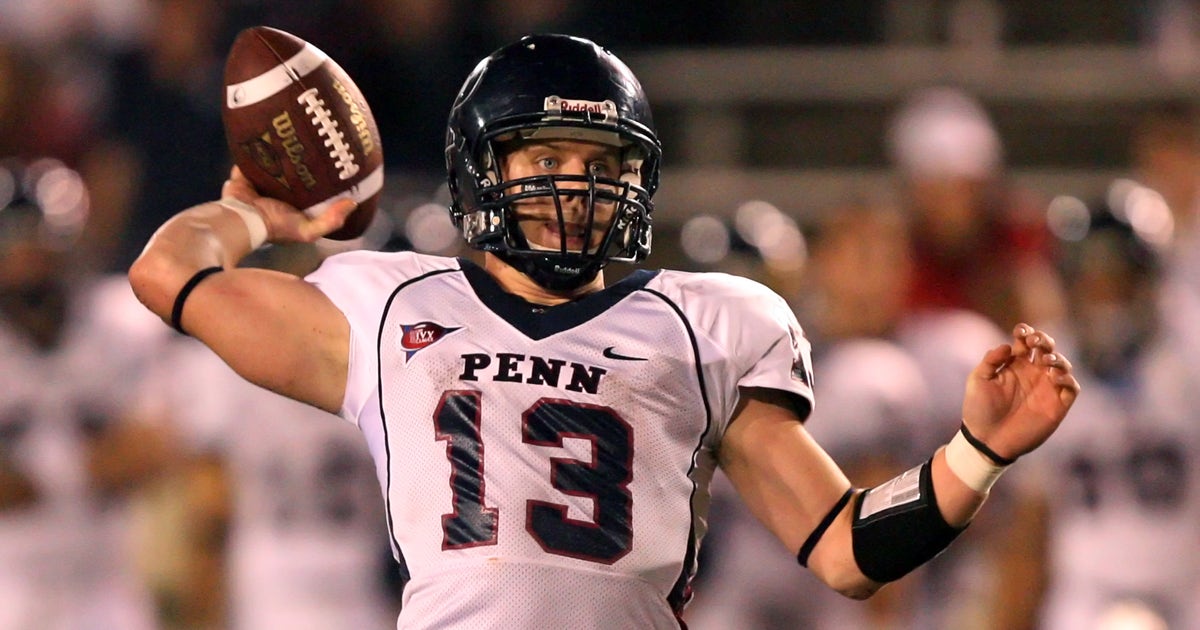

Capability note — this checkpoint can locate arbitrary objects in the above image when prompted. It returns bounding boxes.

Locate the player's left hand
[960,323,1080,463]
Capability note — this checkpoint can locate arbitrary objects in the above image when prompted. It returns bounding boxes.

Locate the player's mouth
[532,221,592,252]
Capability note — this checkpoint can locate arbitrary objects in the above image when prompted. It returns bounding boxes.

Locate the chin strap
[494,249,602,291]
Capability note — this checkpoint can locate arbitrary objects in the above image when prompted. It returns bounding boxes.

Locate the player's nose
[554,174,589,216]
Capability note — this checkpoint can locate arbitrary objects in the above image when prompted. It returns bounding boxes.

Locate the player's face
[500,139,622,253]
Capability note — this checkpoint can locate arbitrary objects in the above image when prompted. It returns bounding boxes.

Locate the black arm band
[171,266,224,335]
[850,459,965,583]
[959,422,1017,465]
[797,487,855,567]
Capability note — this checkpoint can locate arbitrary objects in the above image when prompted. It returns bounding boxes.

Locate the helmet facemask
[459,123,654,291]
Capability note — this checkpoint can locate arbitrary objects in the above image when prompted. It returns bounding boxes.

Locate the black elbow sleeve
[850,459,965,583]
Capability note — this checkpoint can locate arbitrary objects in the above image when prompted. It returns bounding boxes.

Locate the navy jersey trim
[458,257,660,340]
[641,287,714,614]
[375,265,459,580]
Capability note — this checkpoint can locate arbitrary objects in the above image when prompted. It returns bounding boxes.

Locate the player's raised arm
[720,323,1079,600]
[128,167,358,413]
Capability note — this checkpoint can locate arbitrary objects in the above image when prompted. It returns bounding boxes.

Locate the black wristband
[797,487,855,567]
[171,266,224,335]
[958,422,1017,466]
[851,459,965,583]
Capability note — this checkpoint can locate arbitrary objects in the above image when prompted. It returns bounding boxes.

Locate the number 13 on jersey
[433,390,634,564]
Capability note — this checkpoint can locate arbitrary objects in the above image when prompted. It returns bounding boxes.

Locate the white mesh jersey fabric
[307,252,814,629]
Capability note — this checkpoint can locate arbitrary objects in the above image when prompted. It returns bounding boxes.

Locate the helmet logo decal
[399,321,463,363]
[545,96,617,122]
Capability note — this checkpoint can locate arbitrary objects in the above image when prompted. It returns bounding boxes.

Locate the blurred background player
[1118,102,1200,368]
[139,244,397,630]
[886,85,1064,329]
[1009,193,1200,630]
[883,91,1060,627]
[0,157,175,629]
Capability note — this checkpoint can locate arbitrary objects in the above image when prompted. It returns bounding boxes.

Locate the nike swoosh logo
[603,346,647,361]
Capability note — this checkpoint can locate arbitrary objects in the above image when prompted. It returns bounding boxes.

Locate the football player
[149,333,396,630]
[0,158,172,629]
[1016,197,1200,629]
[129,34,1079,628]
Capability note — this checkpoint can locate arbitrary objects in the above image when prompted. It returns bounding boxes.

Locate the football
[222,26,383,240]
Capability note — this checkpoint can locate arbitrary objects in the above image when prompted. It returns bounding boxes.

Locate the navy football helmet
[445,34,662,290]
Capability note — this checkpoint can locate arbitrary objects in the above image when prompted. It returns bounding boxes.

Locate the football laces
[298,87,359,180]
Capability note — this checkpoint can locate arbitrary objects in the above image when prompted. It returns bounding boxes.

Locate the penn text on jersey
[459,352,609,394]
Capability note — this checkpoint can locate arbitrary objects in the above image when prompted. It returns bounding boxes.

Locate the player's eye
[538,156,559,170]
[588,162,611,177]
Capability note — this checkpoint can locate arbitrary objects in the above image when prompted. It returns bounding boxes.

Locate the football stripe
[303,164,385,219]
[225,44,329,109]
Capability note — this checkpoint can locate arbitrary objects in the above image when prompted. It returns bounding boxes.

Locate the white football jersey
[162,339,394,630]
[307,252,814,629]
[0,276,167,630]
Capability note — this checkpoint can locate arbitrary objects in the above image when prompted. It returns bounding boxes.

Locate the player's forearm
[128,201,259,323]
[807,441,993,599]
[930,447,988,527]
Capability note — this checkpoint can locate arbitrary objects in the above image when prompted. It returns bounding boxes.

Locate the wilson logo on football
[399,321,462,362]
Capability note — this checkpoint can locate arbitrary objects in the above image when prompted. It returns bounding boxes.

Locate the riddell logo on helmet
[545,96,616,121]
[560,101,606,113]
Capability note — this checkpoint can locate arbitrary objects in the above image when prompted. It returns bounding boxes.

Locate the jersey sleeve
[306,251,459,425]
[671,272,816,421]
[728,281,815,417]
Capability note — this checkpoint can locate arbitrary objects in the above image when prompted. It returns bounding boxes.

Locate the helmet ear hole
[445,135,475,227]
[481,139,510,188]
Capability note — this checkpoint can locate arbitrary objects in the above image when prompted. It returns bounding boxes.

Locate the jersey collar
[458,257,659,340]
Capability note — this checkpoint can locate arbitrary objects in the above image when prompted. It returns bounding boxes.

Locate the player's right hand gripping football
[960,323,1081,463]
[220,166,358,244]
